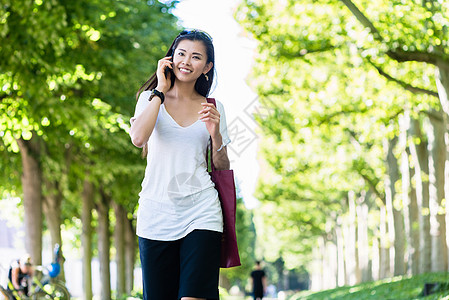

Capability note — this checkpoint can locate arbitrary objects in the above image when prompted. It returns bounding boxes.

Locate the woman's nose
[182,56,192,65]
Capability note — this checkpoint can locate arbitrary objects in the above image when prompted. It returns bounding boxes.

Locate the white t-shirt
[131,91,231,241]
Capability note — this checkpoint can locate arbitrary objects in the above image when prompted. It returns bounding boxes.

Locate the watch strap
[149,89,165,104]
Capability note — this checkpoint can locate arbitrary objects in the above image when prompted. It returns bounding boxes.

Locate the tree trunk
[436,66,449,270]
[319,236,326,290]
[372,236,380,281]
[97,191,111,300]
[326,238,337,289]
[400,111,420,275]
[43,179,65,281]
[435,64,449,120]
[335,221,346,286]
[356,192,370,282]
[384,137,406,275]
[409,117,432,273]
[409,163,420,275]
[379,205,390,278]
[113,202,126,297]
[344,191,358,285]
[17,135,43,266]
[445,113,449,270]
[81,179,94,300]
[125,217,136,294]
[426,114,447,271]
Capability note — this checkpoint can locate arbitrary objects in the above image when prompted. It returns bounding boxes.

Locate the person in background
[8,254,33,297]
[250,260,267,300]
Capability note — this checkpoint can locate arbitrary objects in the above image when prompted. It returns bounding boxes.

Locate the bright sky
[172,0,260,208]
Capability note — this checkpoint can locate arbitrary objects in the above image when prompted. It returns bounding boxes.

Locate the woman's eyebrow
[178,48,204,56]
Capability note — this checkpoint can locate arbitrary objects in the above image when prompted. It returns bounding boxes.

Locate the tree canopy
[236,0,448,274]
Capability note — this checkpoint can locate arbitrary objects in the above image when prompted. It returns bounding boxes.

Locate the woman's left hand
[198,102,220,138]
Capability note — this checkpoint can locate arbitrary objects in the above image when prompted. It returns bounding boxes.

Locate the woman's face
[172,39,212,83]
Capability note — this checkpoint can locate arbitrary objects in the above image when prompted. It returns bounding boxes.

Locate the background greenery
[2,0,449,298]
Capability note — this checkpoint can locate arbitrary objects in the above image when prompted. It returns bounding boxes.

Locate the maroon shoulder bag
[206,98,241,268]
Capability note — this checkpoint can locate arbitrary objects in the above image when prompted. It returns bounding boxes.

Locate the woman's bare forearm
[211,134,230,170]
[130,96,162,148]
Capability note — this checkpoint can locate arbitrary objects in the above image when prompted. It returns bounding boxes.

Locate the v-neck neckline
[162,104,200,129]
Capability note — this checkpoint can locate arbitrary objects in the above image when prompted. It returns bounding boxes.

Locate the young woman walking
[130,29,231,300]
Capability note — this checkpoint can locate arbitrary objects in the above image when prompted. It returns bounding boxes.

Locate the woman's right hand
[155,56,173,93]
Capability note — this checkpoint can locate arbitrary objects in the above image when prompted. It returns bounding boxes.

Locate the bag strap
[206,98,216,172]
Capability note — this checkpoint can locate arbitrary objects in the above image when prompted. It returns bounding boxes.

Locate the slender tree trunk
[43,179,65,281]
[81,179,93,300]
[310,259,321,291]
[409,117,432,273]
[97,191,111,300]
[326,238,338,289]
[400,111,420,275]
[344,191,358,285]
[384,137,406,275]
[426,114,447,271]
[372,236,380,281]
[409,164,420,275]
[113,202,126,297]
[125,217,136,294]
[435,66,449,271]
[400,113,412,275]
[356,192,370,282]
[445,113,449,270]
[17,135,43,266]
[42,183,62,249]
[319,236,326,290]
[379,205,390,278]
[335,221,346,286]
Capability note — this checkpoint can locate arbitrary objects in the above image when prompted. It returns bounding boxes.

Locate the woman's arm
[211,134,230,170]
[130,57,172,148]
[130,95,162,148]
[199,102,231,170]
[11,267,20,290]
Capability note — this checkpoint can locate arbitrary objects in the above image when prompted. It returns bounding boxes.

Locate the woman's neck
[167,80,200,101]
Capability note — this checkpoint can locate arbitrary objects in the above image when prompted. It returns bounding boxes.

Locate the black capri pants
[139,229,222,300]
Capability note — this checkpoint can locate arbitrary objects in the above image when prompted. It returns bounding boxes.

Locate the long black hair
[136,29,215,101]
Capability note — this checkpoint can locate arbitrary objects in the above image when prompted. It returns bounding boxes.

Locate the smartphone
[164,56,174,79]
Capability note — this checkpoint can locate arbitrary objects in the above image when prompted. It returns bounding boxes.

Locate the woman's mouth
[179,68,192,74]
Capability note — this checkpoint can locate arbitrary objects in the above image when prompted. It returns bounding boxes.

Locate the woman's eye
[193,56,201,60]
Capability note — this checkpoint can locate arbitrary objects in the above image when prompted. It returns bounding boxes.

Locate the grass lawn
[291,272,449,300]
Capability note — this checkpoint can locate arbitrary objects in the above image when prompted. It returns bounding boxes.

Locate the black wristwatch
[149,89,165,104]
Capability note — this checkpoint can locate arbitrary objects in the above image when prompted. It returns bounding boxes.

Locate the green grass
[291,272,449,300]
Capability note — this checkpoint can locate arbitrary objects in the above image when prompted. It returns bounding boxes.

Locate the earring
[204,73,209,81]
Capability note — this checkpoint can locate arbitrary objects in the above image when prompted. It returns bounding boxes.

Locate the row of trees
[237,0,449,290]
[1,1,258,297]
[1,1,179,299]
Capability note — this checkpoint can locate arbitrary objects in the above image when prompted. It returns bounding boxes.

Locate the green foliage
[236,0,448,271]
[291,272,449,300]
[0,0,181,274]
[0,0,179,208]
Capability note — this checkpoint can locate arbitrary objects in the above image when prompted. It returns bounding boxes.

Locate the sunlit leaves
[237,0,447,269]
[0,0,179,229]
